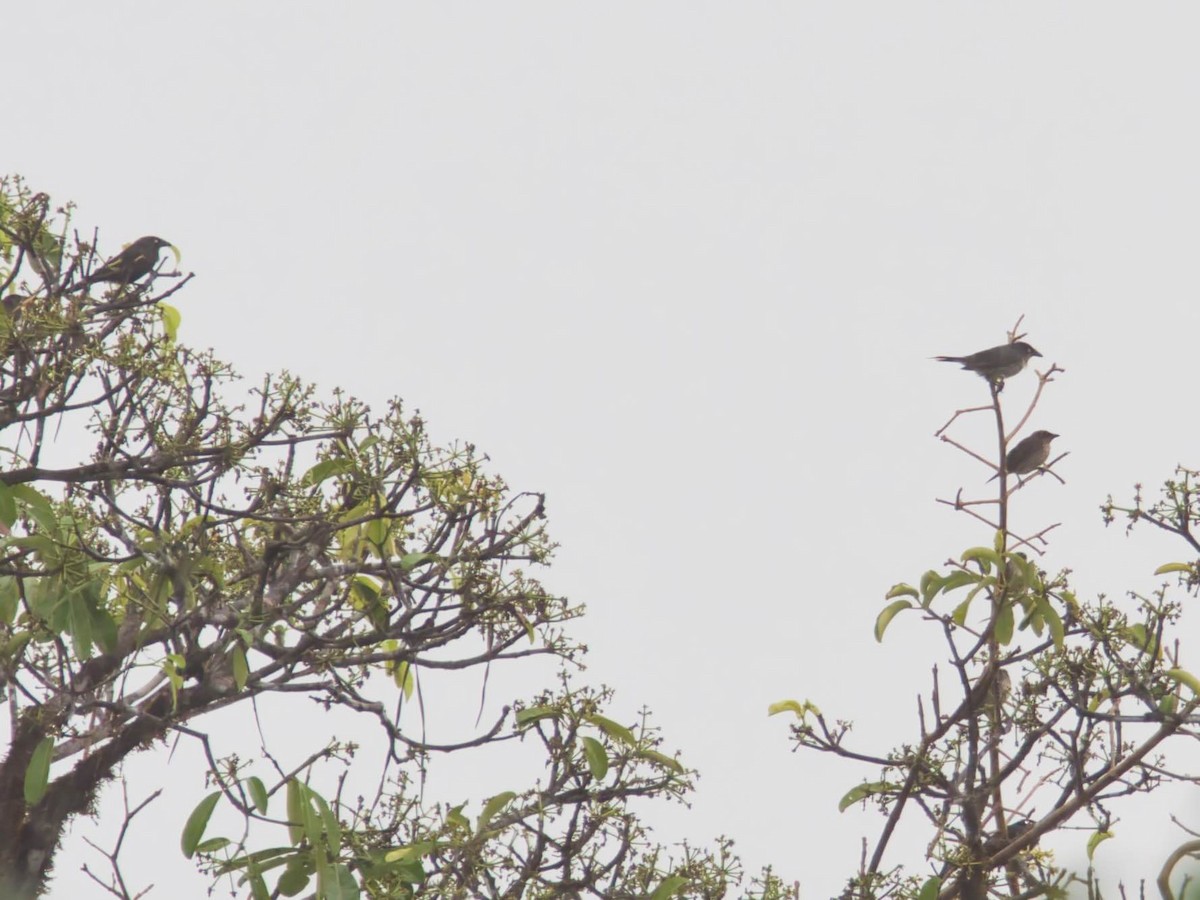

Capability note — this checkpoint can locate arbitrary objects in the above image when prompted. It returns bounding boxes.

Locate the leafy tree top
[0,176,797,900]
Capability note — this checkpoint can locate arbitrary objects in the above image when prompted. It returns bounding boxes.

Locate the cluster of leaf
[0,176,797,899]
[773,451,1200,895]
[180,681,796,899]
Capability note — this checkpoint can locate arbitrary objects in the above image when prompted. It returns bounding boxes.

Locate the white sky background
[6,4,1200,897]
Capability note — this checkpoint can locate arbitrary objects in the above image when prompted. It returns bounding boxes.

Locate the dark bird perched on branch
[78,236,173,288]
[1,295,27,318]
[989,430,1059,482]
[980,818,1037,858]
[935,341,1041,382]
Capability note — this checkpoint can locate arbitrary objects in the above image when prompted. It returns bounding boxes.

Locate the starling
[1,295,27,319]
[989,430,1059,482]
[965,666,1013,728]
[80,236,173,288]
[970,667,1012,710]
[981,818,1037,858]
[935,342,1041,381]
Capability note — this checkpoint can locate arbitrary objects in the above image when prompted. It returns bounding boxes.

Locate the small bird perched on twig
[989,430,1059,482]
[980,818,1037,858]
[78,235,173,288]
[935,342,1041,382]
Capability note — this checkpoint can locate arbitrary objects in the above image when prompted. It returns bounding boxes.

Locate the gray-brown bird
[980,818,1037,858]
[989,430,1059,482]
[936,341,1041,381]
[1,295,27,318]
[80,236,173,288]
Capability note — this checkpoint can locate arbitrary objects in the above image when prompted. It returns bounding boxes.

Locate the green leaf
[1167,668,1200,697]
[315,851,335,897]
[0,578,19,626]
[939,570,982,594]
[1087,830,1113,861]
[286,779,305,845]
[767,699,820,719]
[247,776,269,814]
[1124,623,1151,653]
[391,858,426,884]
[650,875,689,900]
[302,458,354,487]
[917,876,942,900]
[398,552,438,572]
[884,583,919,601]
[1154,562,1194,576]
[0,482,16,527]
[838,781,890,812]
[159,302,182,340]
[994,601,1015,645]
[231,644,249,691]
[961,546,1001,571]
[33,580,70,632]
[10,484,56,532]
[314,793,342,854]
[582,736,609,780]
[396,660,414,698]
[513,606,537,644]
[298,784,322,846]
[249,872,271,900]
[23,736,53,805]
[181,791,222,858]
[1016,600,1042,636]
[1,630,31,664]
[350,574,381,602]
[163,653,185,712]
[92,607,118,655]
[374,842,439,885]
[515,706,560,726]
[919,570,945,606]
[1042,599,1064,651]
[320,863,359,900]
[951,594,973,627]
[383,842,439,862]
[364,516,390,550]
[446,803,470,831]
[477,790,517,833]
[196,837,231,854]
[963,579,988,612]
[874,599,912,642]
[214,845,295,874]
[635,749,686,773]
[277,858,310,896]
[68,594,93,661]
[585,714,636,745]
[348,576,389,630]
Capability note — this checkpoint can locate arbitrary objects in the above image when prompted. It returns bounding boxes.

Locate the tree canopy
[774,323,1200,898]
[0,177,795,900]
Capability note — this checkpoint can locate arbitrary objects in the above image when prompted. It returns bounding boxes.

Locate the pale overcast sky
[7,5,1200,897]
